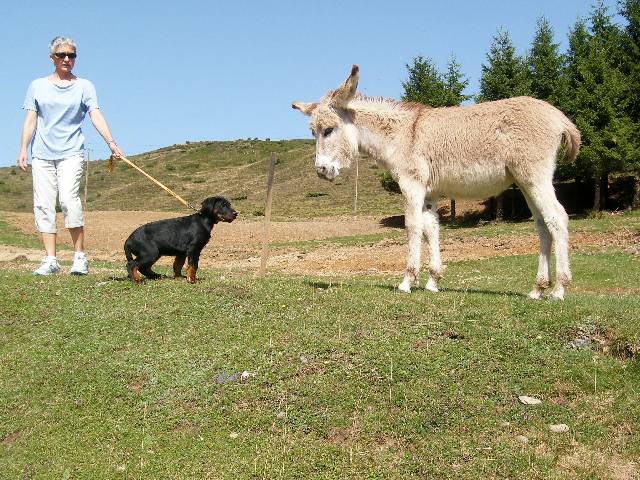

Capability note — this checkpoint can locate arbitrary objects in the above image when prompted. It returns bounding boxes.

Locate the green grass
[446,208,640,239]
[271,231,404,251]
[1,151,639,478]
[0,216,42,249]
[1,250,639,478]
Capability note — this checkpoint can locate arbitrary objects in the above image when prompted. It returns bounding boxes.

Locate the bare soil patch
[1,210,635,278]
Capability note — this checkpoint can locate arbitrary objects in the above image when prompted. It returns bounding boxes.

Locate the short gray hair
[49,36,77,54]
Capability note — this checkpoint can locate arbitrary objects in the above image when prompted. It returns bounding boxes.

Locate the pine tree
[527,16,564,105]
[442,56,472,106]
[402,56,447,106]
[402,55,471,107]
[619,0,640,206]
[563,3,632,210]
[477,29,530,102]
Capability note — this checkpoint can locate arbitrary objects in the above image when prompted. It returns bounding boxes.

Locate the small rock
[550,423,570,433]
[501,421,511,427]
[276,411,286,420]
[299,355,308,364]
[515,435,529,444]
[569,337,591,349]
[518,395,542,405]
[229,432,239,439]
[240,371,251,382]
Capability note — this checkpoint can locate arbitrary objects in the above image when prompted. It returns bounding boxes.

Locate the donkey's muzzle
[316,165,338,181]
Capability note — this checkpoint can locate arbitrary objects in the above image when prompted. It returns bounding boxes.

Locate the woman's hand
[108,141,124,159]
[16,150,29,171]
[17,110,37,171]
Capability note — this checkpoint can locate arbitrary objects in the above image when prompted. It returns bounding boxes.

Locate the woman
[17,36,124,276]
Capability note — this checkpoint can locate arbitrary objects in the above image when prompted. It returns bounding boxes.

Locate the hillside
[0,139,405,220]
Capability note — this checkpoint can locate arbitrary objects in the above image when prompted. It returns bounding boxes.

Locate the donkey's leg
[422,200,442,292]
[398,180,426,293]
[526,182,571,300]
[521,190,552,299]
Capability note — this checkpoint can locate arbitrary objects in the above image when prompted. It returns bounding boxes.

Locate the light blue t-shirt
[23,77,99,160]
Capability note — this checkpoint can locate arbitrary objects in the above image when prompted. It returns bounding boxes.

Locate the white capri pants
[31,154,85,234]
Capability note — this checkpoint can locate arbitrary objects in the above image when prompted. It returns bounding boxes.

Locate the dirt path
[1,210,636,277]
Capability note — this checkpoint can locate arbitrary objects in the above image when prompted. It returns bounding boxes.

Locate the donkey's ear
[330,65,359,108]
[292,102,318,116]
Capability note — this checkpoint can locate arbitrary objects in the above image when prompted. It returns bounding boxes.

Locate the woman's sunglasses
[53,52,77,59]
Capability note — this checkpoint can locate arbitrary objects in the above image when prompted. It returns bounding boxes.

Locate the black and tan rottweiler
[124,196,237,284]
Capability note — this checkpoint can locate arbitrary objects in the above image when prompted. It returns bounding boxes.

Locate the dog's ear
[200,198,217,219]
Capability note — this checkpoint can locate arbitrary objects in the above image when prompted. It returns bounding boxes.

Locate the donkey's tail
[560,114,581,163]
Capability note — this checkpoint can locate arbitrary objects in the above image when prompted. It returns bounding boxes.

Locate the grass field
[1,140,639,478]
[1,212,639,479]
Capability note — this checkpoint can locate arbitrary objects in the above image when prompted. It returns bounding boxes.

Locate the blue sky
[1,0,621,167]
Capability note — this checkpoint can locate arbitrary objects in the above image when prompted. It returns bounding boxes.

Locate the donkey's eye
[323,127,334,137]
[310,129,316,138]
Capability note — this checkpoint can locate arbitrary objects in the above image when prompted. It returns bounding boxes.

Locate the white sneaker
[33,256,61,276]
[70,252,89,275]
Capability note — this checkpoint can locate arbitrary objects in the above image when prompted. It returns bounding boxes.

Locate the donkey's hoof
[398,283,411,294]
[528,289,544,300]
[549,290,565,301]
[425,278,439,293]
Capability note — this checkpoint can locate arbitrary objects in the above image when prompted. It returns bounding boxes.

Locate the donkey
[292,65,581,300]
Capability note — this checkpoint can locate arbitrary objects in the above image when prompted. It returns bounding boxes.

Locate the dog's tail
[124,237,135,278]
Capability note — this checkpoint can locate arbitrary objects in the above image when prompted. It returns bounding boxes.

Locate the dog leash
[108,155,197,212]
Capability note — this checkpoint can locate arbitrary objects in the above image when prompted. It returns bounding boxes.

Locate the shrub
[377,171,401,193]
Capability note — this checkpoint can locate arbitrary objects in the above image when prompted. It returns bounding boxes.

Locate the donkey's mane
[353,92,403,108]
[323,90,424,113]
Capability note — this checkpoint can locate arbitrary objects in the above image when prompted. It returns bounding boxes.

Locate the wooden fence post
[353,154,359,213]
[259,153,277,276]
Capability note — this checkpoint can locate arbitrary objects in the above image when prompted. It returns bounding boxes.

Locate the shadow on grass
[370,282,528,298]
[379,213,534,231]
[305,280,345,290]
[100,275,205,284]
[101,275,130,282]
[304,279,527,298]
[438,286,528,298]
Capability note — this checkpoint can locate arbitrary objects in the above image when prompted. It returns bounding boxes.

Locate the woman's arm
[89,108,124,158]
[17,110,37,171]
